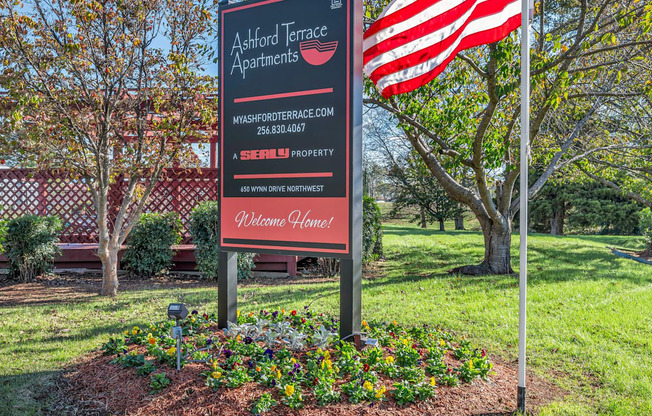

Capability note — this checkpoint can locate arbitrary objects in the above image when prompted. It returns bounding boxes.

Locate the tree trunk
[550,205,564,235]
[454,215,465,230]
[439,218,445,231]
[449,221,514,275]
[639,242,652,258]
[420,206,427,228]
[99,242,120,296]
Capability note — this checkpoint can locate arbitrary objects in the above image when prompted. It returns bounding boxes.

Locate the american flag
[363,0,522,98]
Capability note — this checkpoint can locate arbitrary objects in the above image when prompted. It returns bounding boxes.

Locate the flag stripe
[363,0,521,98]
[379,14,521,97]
[364,0,478,53]
[364,0,449,41]
[364,0,492,70]
[367,0,519,81]
[376,4,520,92]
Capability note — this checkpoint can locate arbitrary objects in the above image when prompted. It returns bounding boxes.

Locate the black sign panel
[219,0,360,256]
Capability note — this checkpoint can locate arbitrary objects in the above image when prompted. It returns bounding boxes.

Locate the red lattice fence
[0,168,218,244]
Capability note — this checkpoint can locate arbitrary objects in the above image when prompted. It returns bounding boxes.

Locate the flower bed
[101,307,494,414]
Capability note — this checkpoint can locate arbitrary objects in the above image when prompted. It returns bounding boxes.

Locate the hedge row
[0,199,384,281]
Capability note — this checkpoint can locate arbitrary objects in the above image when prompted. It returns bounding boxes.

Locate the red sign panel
[219,0,357,256]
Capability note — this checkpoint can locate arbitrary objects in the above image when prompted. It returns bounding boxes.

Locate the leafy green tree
[364,0,652,274]
[579,144,652,256]
[0,0,216,295]
[529,178,642,235]
[388,152,464,231]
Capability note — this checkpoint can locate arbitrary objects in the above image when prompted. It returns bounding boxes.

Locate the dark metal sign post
[218,0,363,340]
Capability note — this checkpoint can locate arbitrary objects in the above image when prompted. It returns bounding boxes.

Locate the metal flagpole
[518,0,531,412]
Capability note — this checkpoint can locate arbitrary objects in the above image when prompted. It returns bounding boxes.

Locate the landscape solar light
[167,303,188,371]
[167,303,189,320]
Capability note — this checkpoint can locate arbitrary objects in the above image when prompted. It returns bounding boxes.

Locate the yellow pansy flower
[212,371,221,379]
[166,347,176,356]
[439,339,446,347]
[385,356,394,364]
[237,310,241,317]
[132,329,138,335]
[430,377,436,387]
[124,330,129,336]
[401,338,409,346]
[277,370,282,379]
[469,359,474,370]
[392,320,398,326]
[285,384,295,396]
[375,385,386,398]
[363,381,373,391]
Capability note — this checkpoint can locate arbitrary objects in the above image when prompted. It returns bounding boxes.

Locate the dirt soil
[52,350,564,416]
[1,272,566,415]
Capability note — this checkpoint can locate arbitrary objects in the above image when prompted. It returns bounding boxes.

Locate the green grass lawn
[1,224,651,415]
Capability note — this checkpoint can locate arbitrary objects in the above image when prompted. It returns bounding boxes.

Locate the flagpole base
[517,386,526,413]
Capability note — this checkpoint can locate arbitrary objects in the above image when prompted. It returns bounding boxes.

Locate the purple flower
[191,310,198,315]
[304,305,309,310]
[309,325,314,330]
[248,360,254,368]
[263,348,274,359]
[206,338,213,345]
[122,349,128,354]
[244,336,253,345]
[271,380,276,387]
[272,311,279,319]
[223,349,232,359]
[293,363,300,370]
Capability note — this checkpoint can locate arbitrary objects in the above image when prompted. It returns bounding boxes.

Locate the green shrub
[123,212,182,277]
[0,218,6,253]
[2,214,61,282]
[316,197,383,274]
[363,196,383,264]
[189,201,255,279]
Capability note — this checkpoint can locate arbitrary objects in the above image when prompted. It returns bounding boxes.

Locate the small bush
[190,201,255,279]
[123,212,182,277]
[316,197,384,275]
[2,214,61,282]
[363,196,383,263]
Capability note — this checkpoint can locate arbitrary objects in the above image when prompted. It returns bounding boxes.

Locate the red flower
[313,377,319,385]
[481,349,486,358]
[301,318,306,324]
[363,363,370,372]
[291,310,297,316]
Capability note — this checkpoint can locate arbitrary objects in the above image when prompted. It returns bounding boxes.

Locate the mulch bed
[52,350,564,416]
